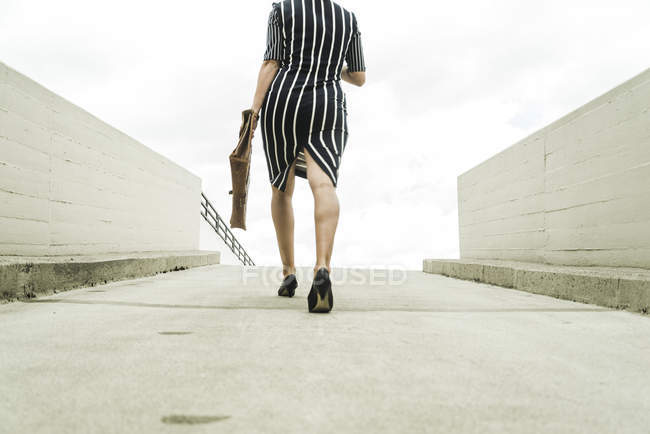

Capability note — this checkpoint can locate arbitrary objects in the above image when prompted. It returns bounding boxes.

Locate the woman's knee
[272,185,293,201]
[308,176,335,193]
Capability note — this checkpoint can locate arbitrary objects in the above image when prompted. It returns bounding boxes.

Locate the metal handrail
[200,192,255,266]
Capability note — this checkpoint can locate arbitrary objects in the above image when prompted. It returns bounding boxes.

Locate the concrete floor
[1,265,649,434]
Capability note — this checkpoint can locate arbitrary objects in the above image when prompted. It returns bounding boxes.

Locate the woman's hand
[250,109,260,136]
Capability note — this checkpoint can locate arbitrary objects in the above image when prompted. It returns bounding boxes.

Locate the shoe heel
[308,268,333,313]
[278,274,297,297]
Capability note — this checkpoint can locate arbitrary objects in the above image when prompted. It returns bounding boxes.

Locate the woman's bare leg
[271,160,297,278]
[304,147,340,277]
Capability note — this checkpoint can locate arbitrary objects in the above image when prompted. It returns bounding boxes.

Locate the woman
[250,0,366,313]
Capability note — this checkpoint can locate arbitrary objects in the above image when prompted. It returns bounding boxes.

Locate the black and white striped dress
[260,0,366,192]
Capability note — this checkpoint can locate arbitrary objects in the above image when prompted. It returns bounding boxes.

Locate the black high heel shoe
[308,268,333,313]
[278,274,297,297]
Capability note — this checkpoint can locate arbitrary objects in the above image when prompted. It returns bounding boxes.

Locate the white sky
[2,0,649,269]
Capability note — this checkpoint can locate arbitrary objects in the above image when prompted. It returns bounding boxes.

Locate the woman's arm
[341,66,366,87]
[251,60,281,129]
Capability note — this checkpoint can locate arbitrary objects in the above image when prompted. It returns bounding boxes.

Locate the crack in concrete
[161,415,230,425]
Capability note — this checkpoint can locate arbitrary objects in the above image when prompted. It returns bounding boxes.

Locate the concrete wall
[0,61,201,256]
[459,68,650,269]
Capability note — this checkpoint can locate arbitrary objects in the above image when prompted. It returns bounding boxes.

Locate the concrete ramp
[1,265,649,433]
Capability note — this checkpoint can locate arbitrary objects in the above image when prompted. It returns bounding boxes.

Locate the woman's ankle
[283,266,296,277]
[313,264,330,276]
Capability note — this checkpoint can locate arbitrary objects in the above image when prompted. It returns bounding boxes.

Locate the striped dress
[260,0,366,192]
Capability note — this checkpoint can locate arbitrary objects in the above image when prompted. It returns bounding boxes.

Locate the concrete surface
[457,67,650,268]
[1,264,649,433]
[0,61,201,256]
[424,258,650,314]
[0,251,220,301]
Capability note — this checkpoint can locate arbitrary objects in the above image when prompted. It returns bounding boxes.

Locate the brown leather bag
[229,109,257,230]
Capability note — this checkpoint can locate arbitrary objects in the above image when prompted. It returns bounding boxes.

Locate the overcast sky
[2,0,649,269]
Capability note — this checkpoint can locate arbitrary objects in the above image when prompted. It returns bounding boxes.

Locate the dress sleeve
[263,3,283,61]
[345,14,366,72]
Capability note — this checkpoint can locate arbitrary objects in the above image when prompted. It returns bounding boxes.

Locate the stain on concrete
[23,283,36,299]
[162,266,188,274]
[161,415,230,425]
[158,331,192,335]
